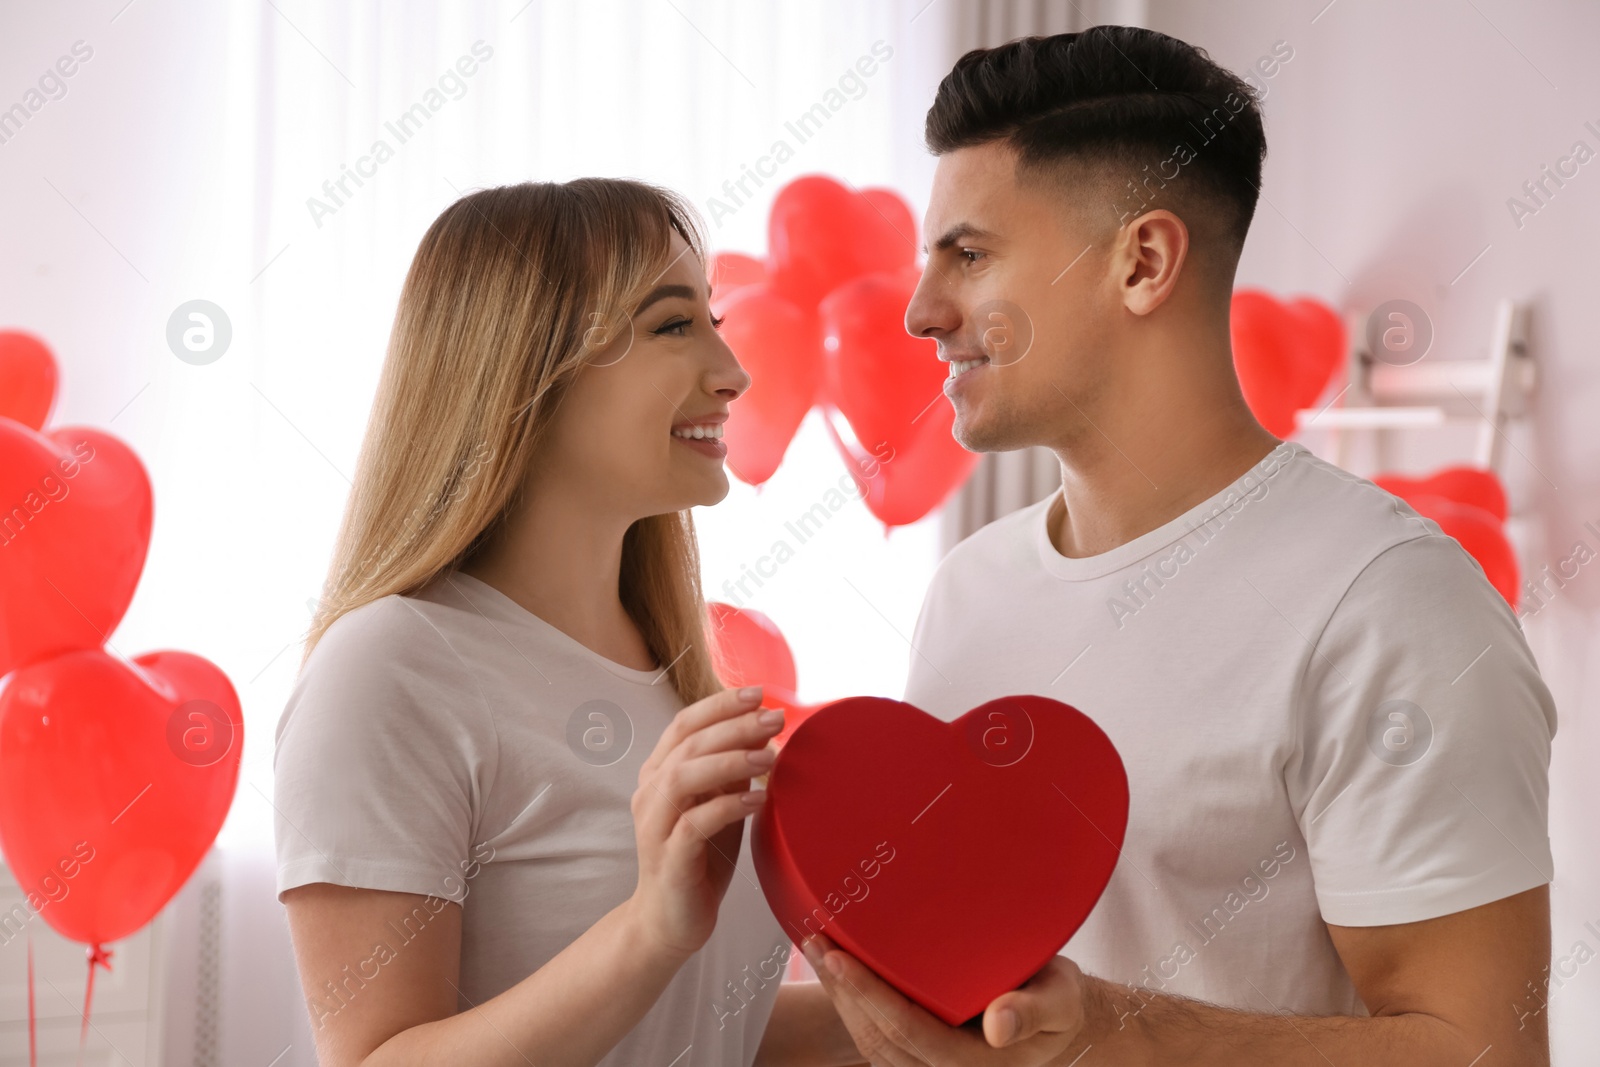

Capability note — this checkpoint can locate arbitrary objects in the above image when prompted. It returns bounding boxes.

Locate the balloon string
[77,943,113,1067]
[27,933,37,1067]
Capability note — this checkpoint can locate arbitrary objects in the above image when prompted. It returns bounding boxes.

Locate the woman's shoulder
[313,589,449,663]
[273,589,500,900]
[279,590,492,748]
[313,577,499,676]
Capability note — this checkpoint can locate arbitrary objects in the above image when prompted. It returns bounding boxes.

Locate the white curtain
[227,0,963,746]
[154,1,963,1060]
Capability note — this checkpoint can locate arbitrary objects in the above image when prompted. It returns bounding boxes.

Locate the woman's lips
[672,434,727,458]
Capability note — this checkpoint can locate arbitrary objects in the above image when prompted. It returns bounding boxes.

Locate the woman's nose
[707,334,751,399]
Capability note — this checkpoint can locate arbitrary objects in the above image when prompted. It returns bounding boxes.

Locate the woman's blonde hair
[301,179,724,705]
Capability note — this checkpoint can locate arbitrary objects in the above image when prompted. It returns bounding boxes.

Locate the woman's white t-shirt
[274,569,788,1066]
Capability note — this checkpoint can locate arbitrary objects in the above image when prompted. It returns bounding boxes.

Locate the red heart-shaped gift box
[751,694,1128,1025]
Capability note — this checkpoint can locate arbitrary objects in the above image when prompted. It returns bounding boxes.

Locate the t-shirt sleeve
[272,596,497,904]
[1286,532,1556,927]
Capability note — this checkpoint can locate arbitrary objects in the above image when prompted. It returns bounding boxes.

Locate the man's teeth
[671,424,724,440]
[949,357,988,378]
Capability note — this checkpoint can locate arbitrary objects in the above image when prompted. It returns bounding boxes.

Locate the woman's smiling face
[538,230,751,519]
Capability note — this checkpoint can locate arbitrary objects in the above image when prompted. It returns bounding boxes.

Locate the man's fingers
[800,932,836,977]
[982,954,1087,1048]
[829,977,925,1067]
[808,941,945,1066]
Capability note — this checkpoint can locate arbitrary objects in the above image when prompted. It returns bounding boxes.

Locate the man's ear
[1116,208,1189,317]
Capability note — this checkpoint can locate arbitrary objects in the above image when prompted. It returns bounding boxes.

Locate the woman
[274,179,862,1066]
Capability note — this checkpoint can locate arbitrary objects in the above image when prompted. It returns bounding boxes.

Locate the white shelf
[1297,298,1533,473]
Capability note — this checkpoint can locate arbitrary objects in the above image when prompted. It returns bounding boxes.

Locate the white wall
[1146,0,1600,1055]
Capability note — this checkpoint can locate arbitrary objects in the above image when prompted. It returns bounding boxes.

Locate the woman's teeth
[949,357,988,378]
[671,424,724,440]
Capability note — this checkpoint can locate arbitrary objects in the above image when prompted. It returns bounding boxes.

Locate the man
[800,25,1555,1066]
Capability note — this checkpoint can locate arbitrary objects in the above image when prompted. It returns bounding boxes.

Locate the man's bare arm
[1069,885,1550,1067]
[754,980,871,1067]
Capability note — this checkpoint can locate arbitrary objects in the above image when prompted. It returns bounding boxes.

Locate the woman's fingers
[639,685,765,783]
[635,739,775,842]
[678,704,785,766]
[677,745,776,803]
[664,783,767,859]
[635,699,782,839]
[628,687,784,960]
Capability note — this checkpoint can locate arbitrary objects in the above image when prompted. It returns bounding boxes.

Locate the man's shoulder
[932,445,1437,570]
[1256,444,1442,566]
[923,445,1460,602]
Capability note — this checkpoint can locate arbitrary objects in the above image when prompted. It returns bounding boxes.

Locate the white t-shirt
[274,570,787,1066]
[904,441,1555,1016]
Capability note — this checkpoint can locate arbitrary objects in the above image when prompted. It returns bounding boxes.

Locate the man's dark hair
[926,26,1268,262]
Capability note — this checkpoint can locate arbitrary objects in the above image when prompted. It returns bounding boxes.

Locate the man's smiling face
[905,141,1120,455]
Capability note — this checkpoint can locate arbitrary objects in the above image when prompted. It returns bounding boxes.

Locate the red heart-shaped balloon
[820,267,943,461]
[0,647,242,945]
[0,422,153,676]
[753,695,1128,1025]
[860,187,918,253]
[716,283,822,487]
[707,602,799,695]
[1397,493,1519,608]
[767,175,916,313]
[1230,290,1344,437]
[1376,466,1508,523]
[708,251,767,305]
[822,398,978,531]
[818,266,979,528]
[0,330,59,430]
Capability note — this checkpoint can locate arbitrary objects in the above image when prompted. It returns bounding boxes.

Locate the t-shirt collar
[1033,441,1307,581]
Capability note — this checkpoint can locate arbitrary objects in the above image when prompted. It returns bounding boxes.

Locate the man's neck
[1047,416,1281,560]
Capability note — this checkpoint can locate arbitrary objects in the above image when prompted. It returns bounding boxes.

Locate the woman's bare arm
[284,882,692,1067]
[284,686,786,1066]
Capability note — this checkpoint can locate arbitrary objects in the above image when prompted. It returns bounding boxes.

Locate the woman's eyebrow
[634,283,699,316]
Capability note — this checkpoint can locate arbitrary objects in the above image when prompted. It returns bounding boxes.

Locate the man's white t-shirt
[274,570,787,1066]
[903,440,1555,1016]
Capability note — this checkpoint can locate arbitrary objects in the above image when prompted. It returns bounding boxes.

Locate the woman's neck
[459,483,658,672]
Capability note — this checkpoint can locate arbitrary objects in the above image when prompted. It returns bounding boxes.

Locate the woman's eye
[654,314,725,336]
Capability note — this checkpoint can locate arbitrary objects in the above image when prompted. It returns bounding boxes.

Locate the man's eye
[960,249,984,263]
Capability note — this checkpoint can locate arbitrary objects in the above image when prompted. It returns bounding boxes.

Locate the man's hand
[801,934,1098,1066]
[804,886,1552,1066]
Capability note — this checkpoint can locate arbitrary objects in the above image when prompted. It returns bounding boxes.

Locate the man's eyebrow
[633,283,700,316]
[922,223,1000,256]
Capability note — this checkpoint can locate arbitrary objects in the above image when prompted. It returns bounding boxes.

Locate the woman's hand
[628,684,783,960]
